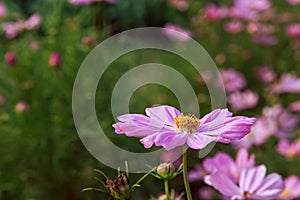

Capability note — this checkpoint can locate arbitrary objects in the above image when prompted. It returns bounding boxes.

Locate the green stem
[183,149,192,200]
[164,179,170,200]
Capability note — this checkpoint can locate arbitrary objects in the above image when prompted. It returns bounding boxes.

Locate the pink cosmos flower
[24,14,42,30]
[2,14,42,39]
[252,34,278,45]
[68,0,116,5]
[15,101,29,113]
[113,105,256,151]
[228,90,259,111]
[188,164,204,182]
[289,101,300,112]
[286,0,300,5]
[232,117,274,149]
[163,24,192,41]
[230,0,271,21]
[286,23,300,38]
[198,187,215,199]
[0,2,7,19]
[279,175,300,199]
[167,0,189,11]
[203,149,255,184]
[206,165,284,200]
[262,105,298,138]
[272,73,300,94]
[253,66,276,83]
[276,139,300,159]
[204,4,228,21]
[2,22,23,39]
[224,20,243,34]
[220,69,247,93]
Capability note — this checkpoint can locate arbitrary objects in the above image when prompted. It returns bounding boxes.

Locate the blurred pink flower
[15,101,29,113]
[24,14,42,30]
[252,34,278,45]
[262,105,298,138]
[228,90,259,111]
[0,2,7,19]
[220,69,247,93]
[0,96,5,105]
[2,22,23,39]
[48,52,61,68]
[5,52,18,66]
[204,4,228,21]
[289,101,300,112]
[279,175,300,199]
[2,14,42,39]
[160,149,182,168]
[224,20,243,34]
[82,35,94,45]
[113,105,255,151]
[276,139,300,159]
[197,187,215,199]
[188,164,204,182]
[286,0,300,5]
[254,66,276,83]
[272,73,300,94]
[68,0,116,5]
[167,0,189,11]
[29,41,40,51]
[232,117,274,149]
[285,23,300,38]
[163,24,192,41]
[203,149,255,184]
[206,165,284,200]
[230,0,271,21]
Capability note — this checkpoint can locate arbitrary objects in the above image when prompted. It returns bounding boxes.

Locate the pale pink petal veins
[253,173,284,199]
[239,165,266,193]
[186,133,217,150]
[236,148,255,174]
[209,171,241,197]
[155,131,188,151]
[145,105,180,127]
[113,114,163,136]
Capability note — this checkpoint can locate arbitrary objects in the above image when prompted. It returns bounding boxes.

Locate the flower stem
[164,179,170,200]
[183,149,192,200]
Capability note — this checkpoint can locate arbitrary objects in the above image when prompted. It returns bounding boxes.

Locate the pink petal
[186,132,217,150]
[154,131,188,150]
[253,173,284,199]
[140,134,159,148]
[145,105,180,127]
[236,148,255,174]
[239,165,266,193]
[200,109,232,126]
[113,114,163,137]
[209,171,241,197]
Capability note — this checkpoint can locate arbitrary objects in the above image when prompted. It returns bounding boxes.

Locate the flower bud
[15,100,29,113]
[5,52,17,66]
[0,96,5,105]
[48,52,61,68]
[157,162,175,179]
[106,173,130,200]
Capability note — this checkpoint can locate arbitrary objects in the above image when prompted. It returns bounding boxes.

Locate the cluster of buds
[83,165,155,200]
[106,173,130,200]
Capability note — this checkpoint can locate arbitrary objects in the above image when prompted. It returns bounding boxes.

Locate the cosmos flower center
[174,114,200,134]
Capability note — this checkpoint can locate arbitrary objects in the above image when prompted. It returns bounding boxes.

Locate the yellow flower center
[174,114,200,134]
[281,188,290,197]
